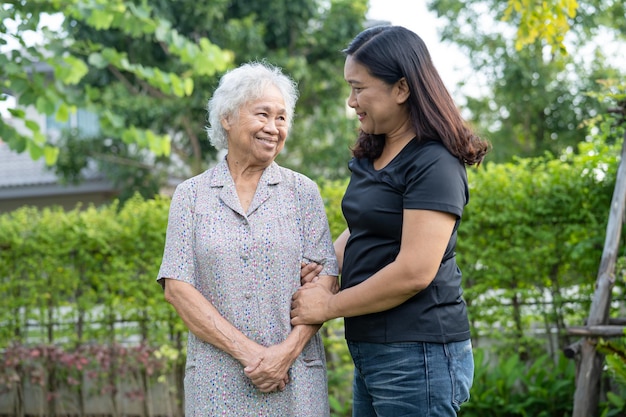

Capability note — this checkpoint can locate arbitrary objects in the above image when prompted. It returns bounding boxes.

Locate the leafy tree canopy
[1,0,232,165]
[1,0,366,199]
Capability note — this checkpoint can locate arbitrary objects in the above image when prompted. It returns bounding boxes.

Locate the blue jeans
[347,339,474,417]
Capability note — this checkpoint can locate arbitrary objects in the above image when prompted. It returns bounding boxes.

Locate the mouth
[256,137,279,147]
[257,136,277,143]
[356,112,366,121]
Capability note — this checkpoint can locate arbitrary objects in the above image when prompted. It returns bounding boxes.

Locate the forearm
[282,323,322,362]
[328,210,455,319]
[163,279,261,365]
[328,261,430,319]
[284,274,336,357]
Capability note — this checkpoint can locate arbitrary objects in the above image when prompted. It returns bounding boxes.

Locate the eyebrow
[253,104,287,114]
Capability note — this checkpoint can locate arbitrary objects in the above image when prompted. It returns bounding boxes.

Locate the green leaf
[183,77,194,96]
[32,131,47,146]
[24,119,41,133]
[8,108,26,118]
[35,96,56,116]
[62,56,89,85]
[88,52,109,69]
[88,8,115,30]
[43,145,60,165]
[169,73,184,97]
[55,102,70,123]
[27,141,44,160]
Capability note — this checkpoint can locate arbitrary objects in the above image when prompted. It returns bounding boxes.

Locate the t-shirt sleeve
[403,146,468,218]
[156,180,197,288]
[296,175,340,277]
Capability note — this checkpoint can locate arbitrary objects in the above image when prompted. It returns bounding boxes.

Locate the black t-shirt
[341,138,471,343]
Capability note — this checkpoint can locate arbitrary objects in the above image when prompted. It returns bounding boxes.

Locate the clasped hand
[242,261,333,392]
[243,343,293,393]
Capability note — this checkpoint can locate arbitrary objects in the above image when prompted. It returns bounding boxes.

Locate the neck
[225,155,267,183]
[384,115,415,148]
[384,131,415,153]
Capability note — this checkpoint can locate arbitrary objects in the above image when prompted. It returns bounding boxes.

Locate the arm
[163,279,284,392]
[291,209,455,324]
[300,228,349,285]
[333,228,349,276]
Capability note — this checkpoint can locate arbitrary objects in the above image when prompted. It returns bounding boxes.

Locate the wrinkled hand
[291,283,334,325]
[244,344,293,393]
[300,261,323,285]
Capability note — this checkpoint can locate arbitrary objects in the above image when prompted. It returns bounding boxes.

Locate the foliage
[427,0,626,162]
[460,348,576,417]
[0,342,181,415]
[458,124,623,358]
[323,319,353,417]
[0,0,232,164]
[318,178,349,240]
[53,129,168,202]
[597,338,626,417]
[457,86,625,415]
[1,0,366,200]
[0,195,175,347]
[504,0,578,53]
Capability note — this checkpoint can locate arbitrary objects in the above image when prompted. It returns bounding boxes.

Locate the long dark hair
[344,25,489,165]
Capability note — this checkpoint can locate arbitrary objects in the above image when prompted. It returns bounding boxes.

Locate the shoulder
[416,140,461,164]
[171,167,217,203]
[175,168,213,191]
[409,140,466,176]
[275,164,319,193]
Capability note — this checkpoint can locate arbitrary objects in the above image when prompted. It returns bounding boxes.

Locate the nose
[263,118,280,134]
[347,90,357,108]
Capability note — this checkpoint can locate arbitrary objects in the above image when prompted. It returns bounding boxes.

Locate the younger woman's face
[344,55,409,136]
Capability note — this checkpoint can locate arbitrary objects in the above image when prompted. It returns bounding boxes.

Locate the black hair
[344,25,489,165]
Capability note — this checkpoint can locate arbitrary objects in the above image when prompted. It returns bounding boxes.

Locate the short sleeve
[156,179,197,288]
[403,144,468,218]
[295,175,339,277]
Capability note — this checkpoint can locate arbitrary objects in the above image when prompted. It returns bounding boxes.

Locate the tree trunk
[572,129,626,417]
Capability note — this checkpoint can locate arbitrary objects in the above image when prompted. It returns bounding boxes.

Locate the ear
[395,77,410,104]
[221,116,231,131]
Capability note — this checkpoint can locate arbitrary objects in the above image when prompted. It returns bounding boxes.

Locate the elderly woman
[157,62,338,416]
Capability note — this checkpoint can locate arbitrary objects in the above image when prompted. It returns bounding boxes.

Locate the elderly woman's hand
[300,261,323,285]
[301,262,339,294]
[244,344,294,392]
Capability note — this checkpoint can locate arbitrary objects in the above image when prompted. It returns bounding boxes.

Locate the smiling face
[344,55,410,137]
[222,84,289,168]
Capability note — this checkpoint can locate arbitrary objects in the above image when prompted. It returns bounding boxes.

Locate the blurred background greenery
[1,0,625,415]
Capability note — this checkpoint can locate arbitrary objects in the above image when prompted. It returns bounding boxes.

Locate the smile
[257,137,278,145]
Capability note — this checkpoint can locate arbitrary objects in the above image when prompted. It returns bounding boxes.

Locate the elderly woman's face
[222,85,289,167]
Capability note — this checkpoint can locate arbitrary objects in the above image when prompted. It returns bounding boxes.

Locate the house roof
[0,141,116,200]
[0,142,58,188]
